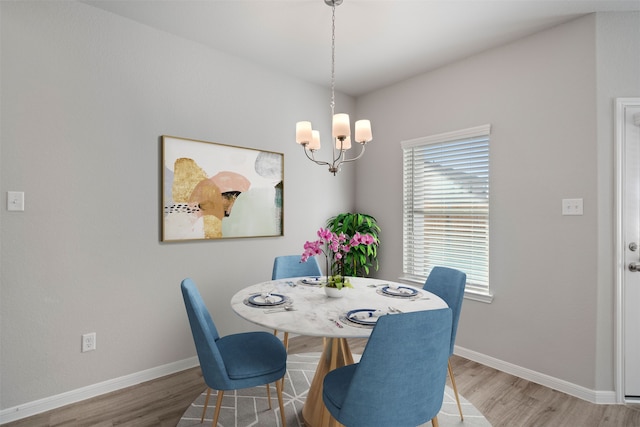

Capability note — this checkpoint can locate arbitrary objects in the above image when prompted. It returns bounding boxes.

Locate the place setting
[298,276,325,286]
[243,291,292,309]
[338,306,403,328]
[375,283,422,299]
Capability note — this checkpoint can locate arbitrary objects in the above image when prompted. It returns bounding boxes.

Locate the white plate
[346,309,381,326]
[248,293,286,306]
[381,286,418,297]
[300,277,324,286]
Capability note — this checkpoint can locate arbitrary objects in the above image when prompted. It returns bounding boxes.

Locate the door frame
[615,97,640,403]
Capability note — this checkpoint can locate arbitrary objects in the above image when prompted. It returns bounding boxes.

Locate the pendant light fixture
[295,0,373,175]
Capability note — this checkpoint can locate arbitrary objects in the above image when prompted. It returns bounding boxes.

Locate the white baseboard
[0,356,199,424]
[454,346,618,404]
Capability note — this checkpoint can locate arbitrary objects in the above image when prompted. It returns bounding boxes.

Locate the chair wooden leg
[448,359,464,421]
[212,390,224,427]
[274,330,290,390]
[431,415,439,427]
[201,388,212,422]
[281,331,291,390]
[276,378,287,427]
[266,384,272,409]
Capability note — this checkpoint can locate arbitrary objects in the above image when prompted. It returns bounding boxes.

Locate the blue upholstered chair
[272,255,322,281]
[423,266,467,420]
[322,309,452,427]
[181,278,287,427]
[271,255,322,348]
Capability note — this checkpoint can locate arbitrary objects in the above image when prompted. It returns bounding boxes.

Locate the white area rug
[178,353,491,427]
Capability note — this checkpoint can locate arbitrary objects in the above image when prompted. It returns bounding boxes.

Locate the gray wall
[355,12,639,392]
[0,1,355,410]
[2,0,639,417]
[594,12,640,391]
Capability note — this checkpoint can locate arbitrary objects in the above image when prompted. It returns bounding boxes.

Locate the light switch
[562,198,583,215]
[7,191,24,211]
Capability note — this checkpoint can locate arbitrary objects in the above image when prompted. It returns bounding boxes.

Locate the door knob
[629,262,640,272]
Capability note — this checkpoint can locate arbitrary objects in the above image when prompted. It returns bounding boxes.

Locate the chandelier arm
[336,144,367,164]
[303,146,331,167]
[332,146,345,164]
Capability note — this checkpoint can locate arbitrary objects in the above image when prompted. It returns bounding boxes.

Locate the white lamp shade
[296,121,313,144]
[309,130,321,150]
[335,136,351,150]
[332,113,351,139]
[355,120,372,143]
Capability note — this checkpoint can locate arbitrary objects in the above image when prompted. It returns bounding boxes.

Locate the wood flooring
[3,336,639,427]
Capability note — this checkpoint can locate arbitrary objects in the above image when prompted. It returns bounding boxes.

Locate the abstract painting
[162,135,283,241]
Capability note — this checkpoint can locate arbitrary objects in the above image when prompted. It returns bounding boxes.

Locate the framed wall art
[162,135,283,241]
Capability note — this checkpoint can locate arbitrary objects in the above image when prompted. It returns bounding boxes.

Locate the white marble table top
[230,277,448,338]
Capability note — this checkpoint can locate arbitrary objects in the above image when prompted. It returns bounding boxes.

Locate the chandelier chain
[330,2,336,116]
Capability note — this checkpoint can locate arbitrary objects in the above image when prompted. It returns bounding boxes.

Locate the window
[401,124,492,302]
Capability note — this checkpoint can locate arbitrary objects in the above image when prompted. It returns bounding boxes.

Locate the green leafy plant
[326,213,381,277]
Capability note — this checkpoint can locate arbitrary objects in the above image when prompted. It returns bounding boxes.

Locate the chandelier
[295,0,373,175]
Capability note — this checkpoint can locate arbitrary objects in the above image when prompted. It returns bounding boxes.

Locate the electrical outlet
[7,191,24,211]
[82,332,96,352]
[562,198,583,215]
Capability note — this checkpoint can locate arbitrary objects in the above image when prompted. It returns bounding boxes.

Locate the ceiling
[82,0,640,97]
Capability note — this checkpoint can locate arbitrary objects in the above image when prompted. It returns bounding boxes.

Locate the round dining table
[230,276,447,427]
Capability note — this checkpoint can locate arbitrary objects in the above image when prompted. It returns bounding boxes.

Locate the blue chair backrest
[181,278,231,389]
[338,309,452,427]
[272,255,322,280]
[423,266,467,355]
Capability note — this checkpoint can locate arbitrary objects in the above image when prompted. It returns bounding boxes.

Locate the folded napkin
[260,292,275,303]
[352,309,385,320]
[387,285,413,294]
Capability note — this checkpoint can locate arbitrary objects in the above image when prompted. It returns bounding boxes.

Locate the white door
[619,98,640,399]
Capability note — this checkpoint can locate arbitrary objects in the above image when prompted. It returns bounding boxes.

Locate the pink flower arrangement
[301,227,376,288]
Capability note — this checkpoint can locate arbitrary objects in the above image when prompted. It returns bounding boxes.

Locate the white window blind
[401,125,492,301]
